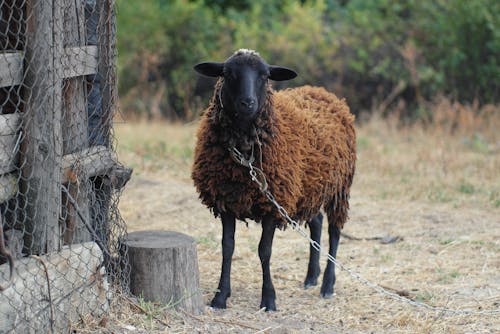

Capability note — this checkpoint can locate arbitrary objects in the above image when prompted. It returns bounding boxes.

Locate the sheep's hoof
[262,304,277,312]
[304,266,321,289]
[210,295,228,309]
[320,283,334,298]
[304,278,318,289]
[320,291,334,299]
[260,298,277,312]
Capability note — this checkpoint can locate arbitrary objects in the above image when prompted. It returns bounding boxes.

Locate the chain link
[229,146,500,316]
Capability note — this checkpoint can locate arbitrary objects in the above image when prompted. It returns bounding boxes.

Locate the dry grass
[83,105,499,333]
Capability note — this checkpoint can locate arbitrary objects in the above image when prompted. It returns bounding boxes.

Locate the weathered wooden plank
[0,47,98,89]
[62,145,117,183]
[0,133,17,175]
[0,52,23,88]
[0,242,109,333]
[0,173,16,204]
[97,1,117,145]
[62,46,98,79]
[0,113,21,175]
[0,113,20,136]
[61,0,91,245]
[22,0,64,254]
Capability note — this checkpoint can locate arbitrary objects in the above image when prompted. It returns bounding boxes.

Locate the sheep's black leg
[320,223,340,298]
[304,213,323,289]
[259,218,277,311]
[211,212,236,309]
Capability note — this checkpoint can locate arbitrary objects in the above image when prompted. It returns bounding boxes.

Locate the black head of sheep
[194,49,297,131]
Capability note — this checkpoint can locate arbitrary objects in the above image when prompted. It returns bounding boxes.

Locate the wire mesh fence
[0,0,130,332]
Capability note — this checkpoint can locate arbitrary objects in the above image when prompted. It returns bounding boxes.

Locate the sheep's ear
[269,66,297,81]
[193,62,224,77]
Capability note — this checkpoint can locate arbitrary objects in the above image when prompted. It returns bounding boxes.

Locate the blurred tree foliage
[116,0,499,120]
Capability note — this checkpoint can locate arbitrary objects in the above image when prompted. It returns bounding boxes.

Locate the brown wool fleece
[192,81,356,228]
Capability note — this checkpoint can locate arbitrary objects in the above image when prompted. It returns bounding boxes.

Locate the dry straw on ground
[80,103,500,333]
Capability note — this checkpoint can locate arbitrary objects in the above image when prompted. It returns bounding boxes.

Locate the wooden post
[97,0,116,148]
[61,0,91,244]
[126,231,204,315]
[22,0,64,254]
[87,0,116,250]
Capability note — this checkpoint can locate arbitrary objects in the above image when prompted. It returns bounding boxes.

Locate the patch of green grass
[396,243,421,252]
[462,133,489,154]
[357,136,370,150]
[468,240,500,252]
[169,144,193,161]
[400,175,409,184]
[123,135,193,164]
[415,291,435,303]
[439,238,455,245]
[489,191,500,208]
[247,236,258,253]
[458,180,475,194]
[379,191,389,200]
[428,188,453,203]
[372,247,392,262]
[137,296,164,322]
[380,254,393,263]
[469,240,486,246]
[436,268,461,284]
[197,234,219,250]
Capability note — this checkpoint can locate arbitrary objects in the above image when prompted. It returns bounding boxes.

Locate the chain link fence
[0,0,131,332]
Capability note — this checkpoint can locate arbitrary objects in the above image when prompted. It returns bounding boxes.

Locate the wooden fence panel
[0,1,129,332]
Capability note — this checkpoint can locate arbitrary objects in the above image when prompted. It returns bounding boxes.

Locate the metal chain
[229,146,500,316]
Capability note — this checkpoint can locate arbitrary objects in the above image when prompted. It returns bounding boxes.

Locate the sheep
[192,49,356,311]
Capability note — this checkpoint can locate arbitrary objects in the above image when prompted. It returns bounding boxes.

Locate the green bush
[117,0,225,118]
[116,0,500,120]
[333,0,499,111]
[415,0,500,102]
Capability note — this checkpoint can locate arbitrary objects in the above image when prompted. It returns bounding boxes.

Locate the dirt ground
[80,118,500,333]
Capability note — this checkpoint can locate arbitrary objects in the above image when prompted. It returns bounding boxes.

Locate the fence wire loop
[230,142,500,316]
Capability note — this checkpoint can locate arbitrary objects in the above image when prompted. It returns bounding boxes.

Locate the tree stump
[125,230,204,314]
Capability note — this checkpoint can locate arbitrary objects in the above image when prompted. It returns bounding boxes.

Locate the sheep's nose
[240,98,255,109]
